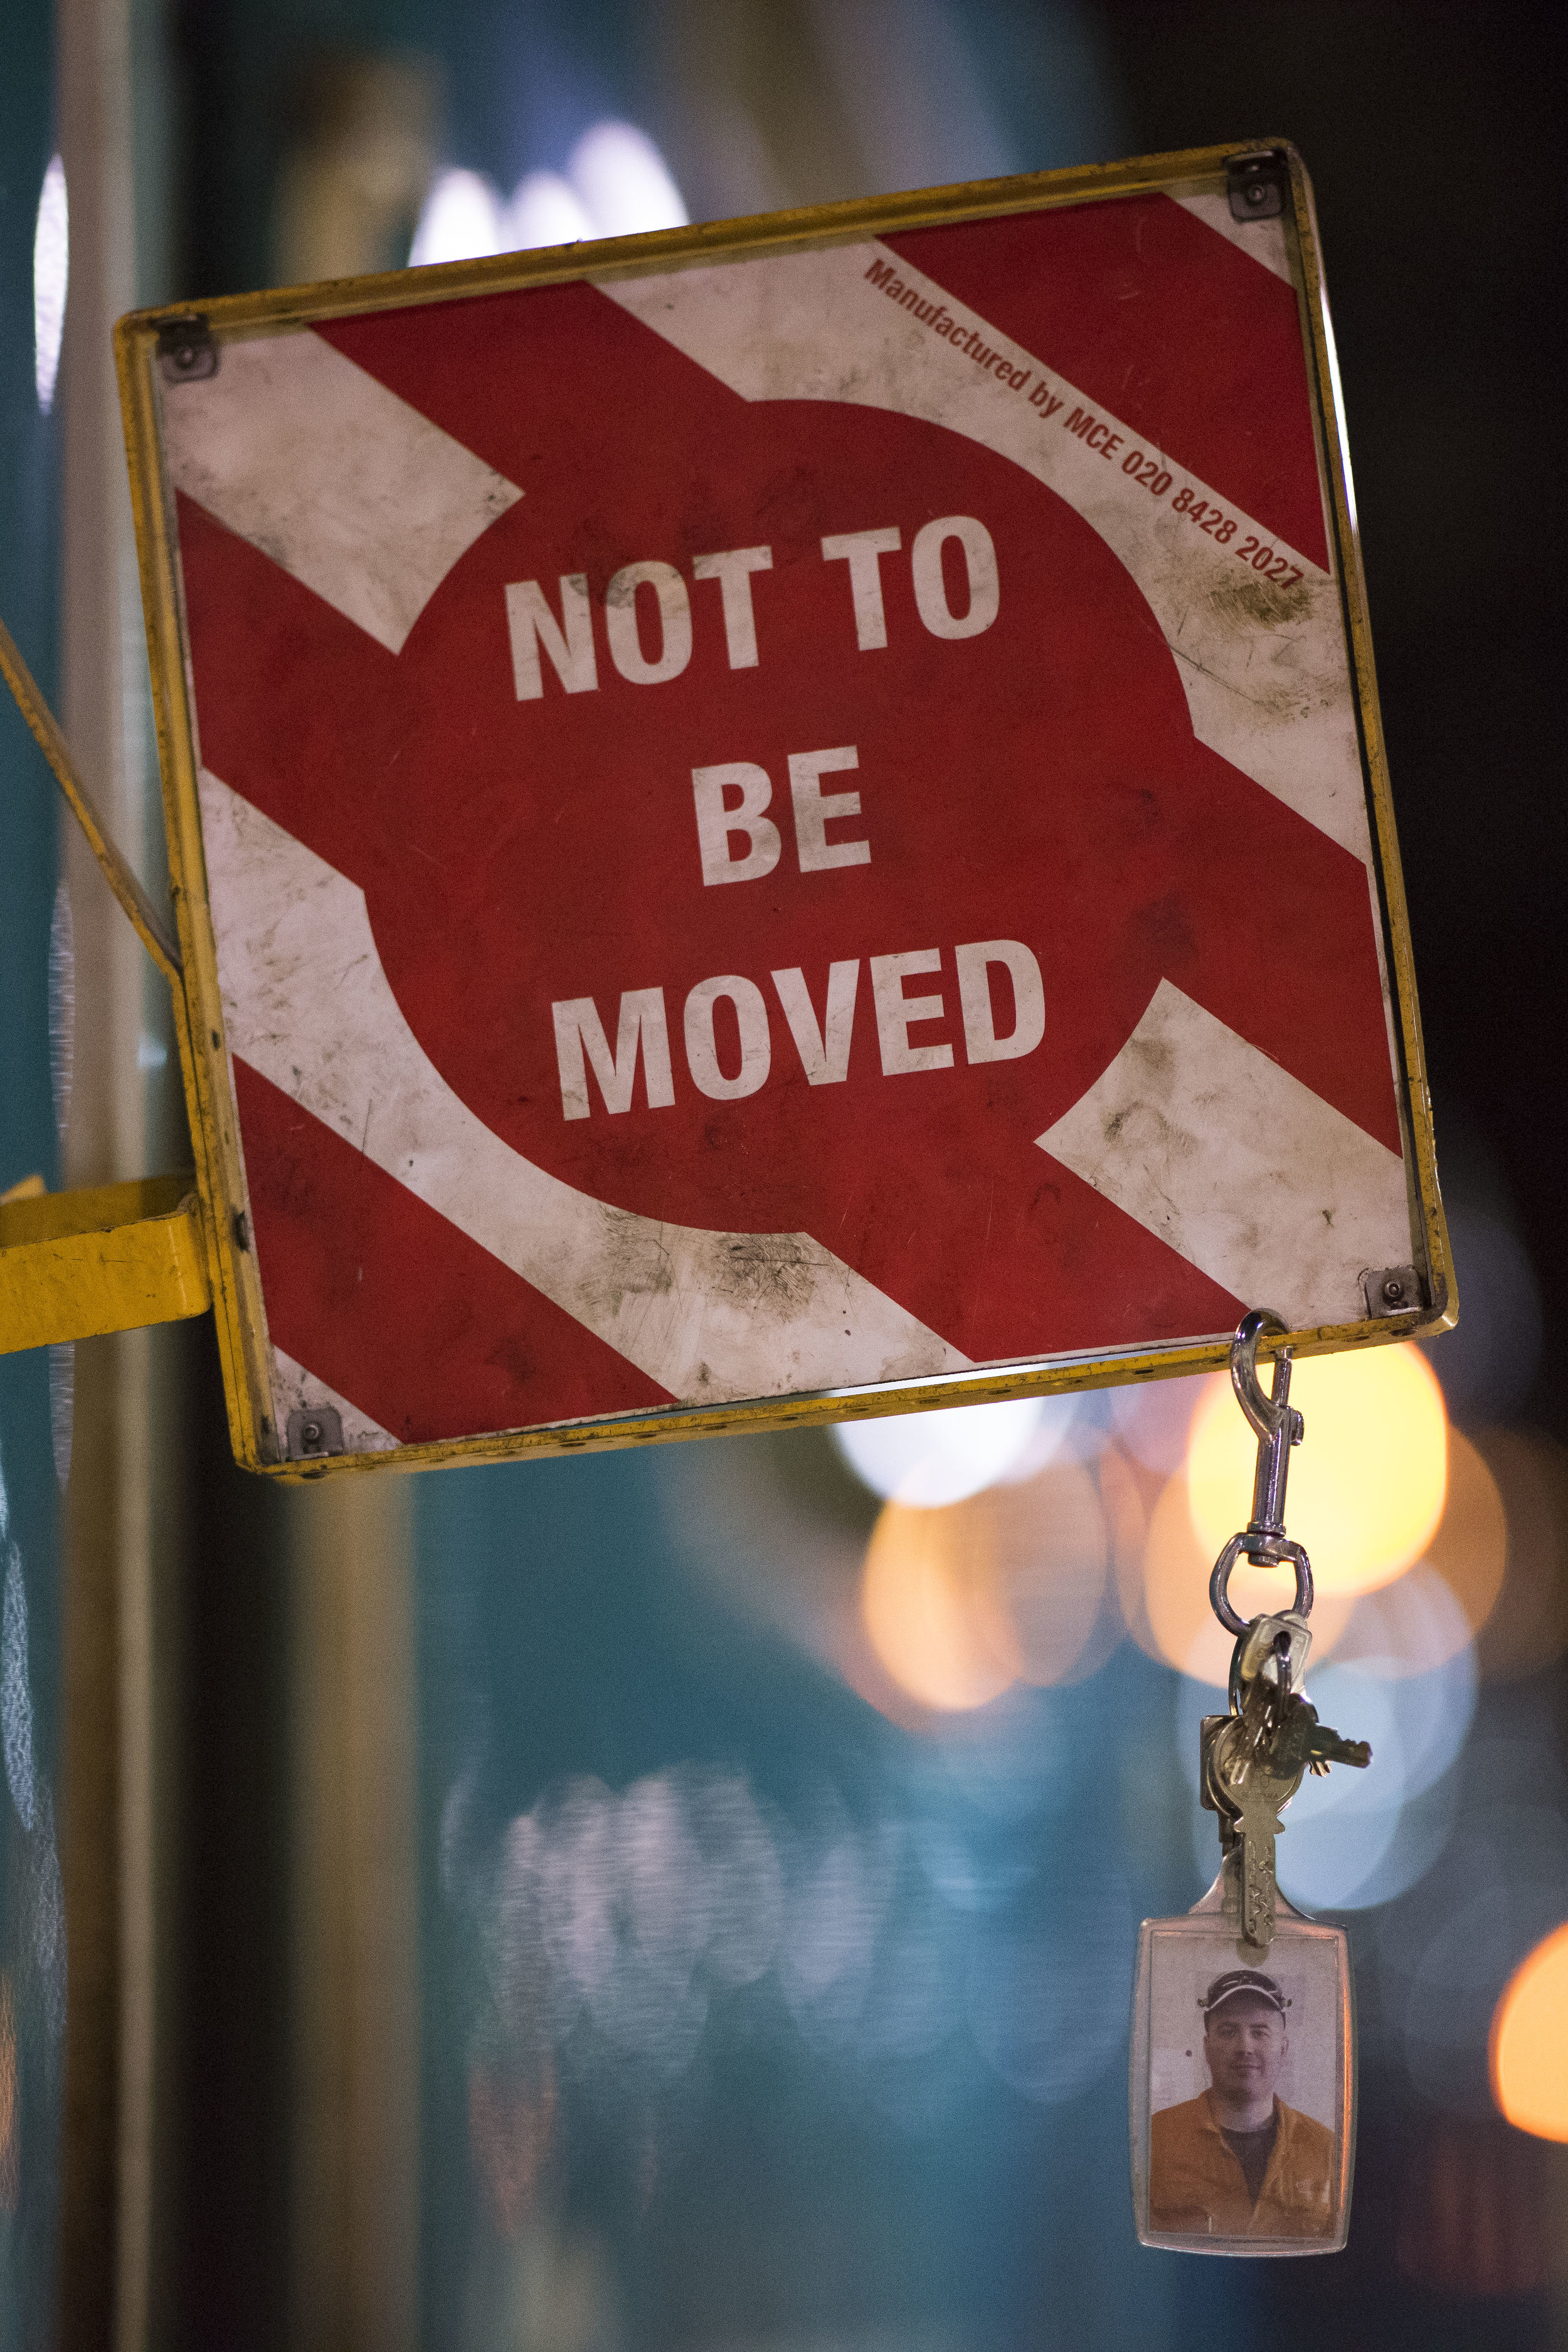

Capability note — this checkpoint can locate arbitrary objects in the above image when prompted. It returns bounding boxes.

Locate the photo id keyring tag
[1130,1311,1369,2255]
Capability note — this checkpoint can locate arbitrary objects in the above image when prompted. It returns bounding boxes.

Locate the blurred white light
[410,127,685,272]
[506,171,595,250]
[1269,1675,1406,1908]
[835,1396,1050,1506]
[854,1894,961,2065]
[912,1813,1032,1912]
[780,1820,896,2048]
[409,167,506,267]
[49,879,73,1145]
[567,120,687,237]
[33,154,67,416]
[2,1541,37,1832]
[999,1392,1096,1478]
[49,1342,73,1491]
[1336,1553,1489,1680]
[33,1781,66,2042]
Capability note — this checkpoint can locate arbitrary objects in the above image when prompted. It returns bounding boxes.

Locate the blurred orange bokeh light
[1491,1923,1568,2141]
[860,1465,1113,1712]
[861,1502,1014,1712]
[1187,1342,1448,1597]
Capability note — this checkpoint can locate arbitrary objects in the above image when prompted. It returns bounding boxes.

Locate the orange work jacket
[1148,2090,1336,2240]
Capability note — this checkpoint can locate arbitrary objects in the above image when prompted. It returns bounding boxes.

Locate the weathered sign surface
[119,145,1450,1472]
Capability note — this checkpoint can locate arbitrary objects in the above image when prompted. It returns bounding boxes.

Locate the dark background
[134,5,1568,2346]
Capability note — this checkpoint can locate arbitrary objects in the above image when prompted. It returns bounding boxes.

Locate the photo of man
[1148,1968,1337,2240]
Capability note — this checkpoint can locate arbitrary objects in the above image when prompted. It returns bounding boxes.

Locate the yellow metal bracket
[0,617,213,1356]
[0,1175,210,1351]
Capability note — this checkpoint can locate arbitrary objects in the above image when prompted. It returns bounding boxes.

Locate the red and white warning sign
[124,147,1448,1468]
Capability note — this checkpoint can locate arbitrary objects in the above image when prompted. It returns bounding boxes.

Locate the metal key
[1231,1757,1298,1952]
[1305,1716,1373,1774]
[1202,1624,1375,1953]
[1207,1699,1304,1954]
[1266,1692,1373,1781]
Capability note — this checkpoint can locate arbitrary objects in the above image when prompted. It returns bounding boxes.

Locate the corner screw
[301,1419,322,1449]
[1246,182,1268,206]
[1382,1276,1406,1305]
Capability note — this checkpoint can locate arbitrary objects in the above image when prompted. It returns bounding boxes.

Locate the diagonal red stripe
[235,1056,672,1443]
[177,492,401,893]
[887,195,1330,572]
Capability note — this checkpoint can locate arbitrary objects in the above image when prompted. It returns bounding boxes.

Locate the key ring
[1208,1309,1315,1637]
[1210,1532,1313,1641]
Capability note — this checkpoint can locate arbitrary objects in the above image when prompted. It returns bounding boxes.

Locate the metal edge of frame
[113,324,277,1470]
[1280,141,1455,1338]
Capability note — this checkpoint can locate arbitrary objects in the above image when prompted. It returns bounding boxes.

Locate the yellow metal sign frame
[1,139,1453,1476]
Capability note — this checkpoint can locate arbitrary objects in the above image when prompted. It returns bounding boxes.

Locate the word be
[504,517,999,699]
[693,746,867,886]
[551,941,1045,1120]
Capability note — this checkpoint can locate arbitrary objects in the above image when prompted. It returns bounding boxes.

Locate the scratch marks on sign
[1037,978,1409,1331]
[1207,569,1312,634]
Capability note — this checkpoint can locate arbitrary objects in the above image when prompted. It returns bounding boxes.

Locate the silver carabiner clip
[1209,1310,1315,1636]
[1231,1308,1302,1551]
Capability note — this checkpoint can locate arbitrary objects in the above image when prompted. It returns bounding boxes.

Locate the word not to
[504,517,999,700]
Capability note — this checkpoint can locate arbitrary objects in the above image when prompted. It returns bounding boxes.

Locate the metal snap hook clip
[1207,1309,1315,1637]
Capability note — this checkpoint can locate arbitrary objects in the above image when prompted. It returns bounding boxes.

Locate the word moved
[551,941,1046,1120]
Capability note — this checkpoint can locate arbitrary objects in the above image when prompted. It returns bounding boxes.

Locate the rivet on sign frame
[1226,151,1286,223]
[285,1404,345,1461]
[1363,1264,1424,1318]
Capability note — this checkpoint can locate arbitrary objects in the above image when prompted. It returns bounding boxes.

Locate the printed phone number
[1118,449,1306,588]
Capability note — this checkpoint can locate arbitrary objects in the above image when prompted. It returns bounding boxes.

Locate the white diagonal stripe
[606,241,1366,863]
[270,1347,400,1454]
[1036,979,1409,1330]
[1173,192,1293,283]
[201,771,968,1411]
[162,330,521,653]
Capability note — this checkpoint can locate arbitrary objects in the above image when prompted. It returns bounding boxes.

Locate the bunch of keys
[1131,1310,1370,2255]
[1201,1608,1371,1954]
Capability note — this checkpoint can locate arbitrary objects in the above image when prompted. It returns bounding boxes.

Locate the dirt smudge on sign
[1208,571,1312,633]
[721,1234,820,1316]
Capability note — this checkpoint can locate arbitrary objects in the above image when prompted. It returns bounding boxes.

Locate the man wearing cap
[1148,1969,1336,2238]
